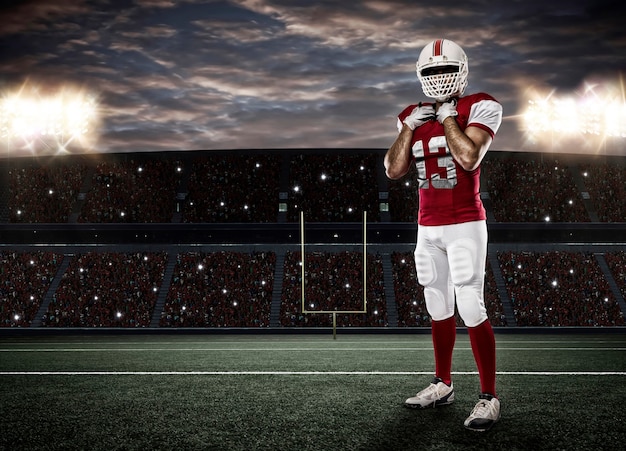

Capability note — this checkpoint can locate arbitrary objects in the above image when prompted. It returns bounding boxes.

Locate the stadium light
[521,78,626,151]
[523,95,626,138]
[0,83,99,155]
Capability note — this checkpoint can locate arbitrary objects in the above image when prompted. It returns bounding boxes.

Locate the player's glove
[436,98,458,124]
[403,104,435,130]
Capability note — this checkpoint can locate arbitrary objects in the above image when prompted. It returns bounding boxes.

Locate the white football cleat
[405,377,454,408]
[464,394,501,431]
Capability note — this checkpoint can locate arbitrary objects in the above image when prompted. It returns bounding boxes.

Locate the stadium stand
[603,251,626,304]
[391,252,429,327]
[280,251,387,327]
[579,163,626,223]
[160,251,275,327]
[78,159,182,223]
[287,152,380,222]
[0,149,625,329]
[182,155,281,223]
[482,156,590,222]
[387,164,420,223]
[41,252,167,327]
[9,163,86,223]
[0,251,63,326]
[498,250,624,327]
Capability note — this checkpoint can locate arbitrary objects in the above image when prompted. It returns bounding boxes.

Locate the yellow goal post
[299,210,368,338]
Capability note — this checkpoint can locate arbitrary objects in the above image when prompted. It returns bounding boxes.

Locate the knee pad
[455,287,488,327]
[424,287,455,322]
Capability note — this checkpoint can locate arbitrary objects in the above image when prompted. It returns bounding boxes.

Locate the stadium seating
[280,251,387,327]
[4,150,626,224]
[8,164,86,223]
[498,251,624,326]
[42,252,167,327]
[604,251,626,302]
[1,150,625,329]
[1,247,624,328]
[182,155,281,223]
[78,159,182,223]
[482,157,590,222]
[160,251,275,327]
[391,252,429,326]
[0,251,63,326]
[579,163,626,222]
[286,153,380,222]
[387,165,420,223]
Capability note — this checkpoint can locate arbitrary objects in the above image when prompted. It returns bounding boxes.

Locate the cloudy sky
[1,0,625,156]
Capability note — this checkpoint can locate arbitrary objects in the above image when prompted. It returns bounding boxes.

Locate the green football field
[1,332,625,450]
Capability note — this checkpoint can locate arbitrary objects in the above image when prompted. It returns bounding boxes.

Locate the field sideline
[1,333,625,450]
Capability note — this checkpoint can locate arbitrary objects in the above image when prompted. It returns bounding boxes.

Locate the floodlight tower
[0,86,98,157]
[521,80,626,156]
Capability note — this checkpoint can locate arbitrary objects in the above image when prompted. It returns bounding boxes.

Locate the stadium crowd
[0,251,63,327]
[42,252,167,327]
[0,249,624,328]
[579,163,626,222]
[604,251,626,302]
[4,151,626,224]
[280,251,387,327]
[387,165,420,223]
[78,160,182,223]
[8,164,86,223]
[160,251,275,327]
[2,151,626,329]
[498,251,624,327]
[482,158,590,222]
[182,155,281,223]
[392,252,429,326]
[287,153,380,222]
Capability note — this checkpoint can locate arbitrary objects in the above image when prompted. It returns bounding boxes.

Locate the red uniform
[397,93,502,226]
[399,40,502,429]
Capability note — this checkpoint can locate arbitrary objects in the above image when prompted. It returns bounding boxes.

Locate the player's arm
[442,119,492,171]
[384,124,413,180]
[385,104,435,179]
[436,100,494,171]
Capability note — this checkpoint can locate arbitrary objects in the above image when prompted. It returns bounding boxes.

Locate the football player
[384,39,502,432]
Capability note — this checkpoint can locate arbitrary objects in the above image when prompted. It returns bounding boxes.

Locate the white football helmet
[416,39,469,102]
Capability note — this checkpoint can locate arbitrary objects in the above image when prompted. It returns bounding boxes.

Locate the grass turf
[0,333,625,450]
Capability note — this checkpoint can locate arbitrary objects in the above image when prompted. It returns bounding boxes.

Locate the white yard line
[1,370,625,376]
[1,347,625,352]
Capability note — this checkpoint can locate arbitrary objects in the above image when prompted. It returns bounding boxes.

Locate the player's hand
[403,104,435,130]
[436,98,458,124]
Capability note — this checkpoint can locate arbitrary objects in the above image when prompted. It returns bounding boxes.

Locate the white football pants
[413,220,488,327]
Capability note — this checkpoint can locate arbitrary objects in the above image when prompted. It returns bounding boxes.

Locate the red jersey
[397,92,502,226]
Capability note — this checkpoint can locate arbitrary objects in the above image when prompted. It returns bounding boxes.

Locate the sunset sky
[1,0,625,156]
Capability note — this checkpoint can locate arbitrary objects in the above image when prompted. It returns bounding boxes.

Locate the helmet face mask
[416,39,469,102]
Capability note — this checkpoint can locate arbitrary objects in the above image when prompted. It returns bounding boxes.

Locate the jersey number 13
[412,135,457,189]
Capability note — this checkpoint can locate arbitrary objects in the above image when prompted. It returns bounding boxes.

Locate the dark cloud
[0,0,625,155]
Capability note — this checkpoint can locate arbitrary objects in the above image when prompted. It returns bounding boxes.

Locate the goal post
[299,210,368,338]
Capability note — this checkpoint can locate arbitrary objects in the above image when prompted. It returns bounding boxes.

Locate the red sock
[431,316,456,385]
[468,319,497,397]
